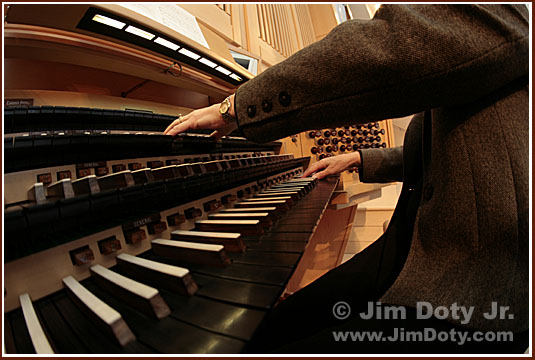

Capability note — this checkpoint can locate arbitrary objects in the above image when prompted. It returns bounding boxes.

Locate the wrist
[229,94,236,118]
[219,95,237,125]
[352,150,362,167]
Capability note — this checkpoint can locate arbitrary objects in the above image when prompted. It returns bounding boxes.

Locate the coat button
[278,91,291,107]
[247,105,256,118]
[423,183,434,201]
[261,100,273,113]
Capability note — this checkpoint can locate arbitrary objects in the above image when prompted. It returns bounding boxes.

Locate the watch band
[220,96,237,125]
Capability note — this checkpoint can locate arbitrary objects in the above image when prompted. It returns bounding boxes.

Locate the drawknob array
[307,123,388,173]
[309,123,387,159]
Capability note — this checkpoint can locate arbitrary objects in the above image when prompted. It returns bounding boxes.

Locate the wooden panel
[246,4,306,67]
[4,24,236,98]
[257,4,295,58]
[284,205,358,295]
[294,4,316,47]
[354,209,395,227]
[231,4,247,47]
[216,4,231,16]
[179,4,233,44]
[308,4,339,41]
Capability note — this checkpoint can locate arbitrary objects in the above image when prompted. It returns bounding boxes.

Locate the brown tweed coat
[234,5,528,332]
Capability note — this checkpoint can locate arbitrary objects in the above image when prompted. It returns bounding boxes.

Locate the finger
[209,122,238,142]
[312,168,331,180]
[164,116,186,135]
[166,118,194,137]
[303,161,326,177]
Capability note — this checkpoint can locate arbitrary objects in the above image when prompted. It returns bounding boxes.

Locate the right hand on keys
[163,95,237,141]
[303,152,361,180]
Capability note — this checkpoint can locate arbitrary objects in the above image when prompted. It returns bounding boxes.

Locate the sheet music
[121,4,210,49]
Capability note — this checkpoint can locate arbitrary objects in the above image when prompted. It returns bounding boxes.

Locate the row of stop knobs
[309,127,384,139]
[314,133,385,146]
[311,141,387,155]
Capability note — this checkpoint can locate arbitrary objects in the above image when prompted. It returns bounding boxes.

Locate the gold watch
[219,96,236,125]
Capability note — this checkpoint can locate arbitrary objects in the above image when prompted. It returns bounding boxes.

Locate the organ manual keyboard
[3,4,345,354]
[4,109,340,353]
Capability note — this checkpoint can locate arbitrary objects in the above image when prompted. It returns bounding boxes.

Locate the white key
[19,293,54,354]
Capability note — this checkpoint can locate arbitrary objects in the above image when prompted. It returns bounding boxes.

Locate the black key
[53,293,124,353]
[273,223,316,233]
[229,252,301,268]
[261,232,312,242]
[189,263,292,286]
[244,240,307,253]
[84,281,244,353]
[162,291,266,341]
[276,215,319,225]
[193,274,282,310]
[36,297,89,353]
[8,309,36,354]
[4,311,19,353]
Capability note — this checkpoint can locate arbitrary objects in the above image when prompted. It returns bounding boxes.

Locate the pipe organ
[3,4,343,354]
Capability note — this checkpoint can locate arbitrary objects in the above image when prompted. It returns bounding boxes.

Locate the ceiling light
[92,14,126,30]
[215,66,231,75]
[179,48,201,60]
[198,58,217,68]
[125,25,155,40]
[229,73,243,82]
[154,37,180,51]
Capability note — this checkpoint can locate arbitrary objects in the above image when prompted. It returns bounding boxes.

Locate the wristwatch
[219,96,237,125]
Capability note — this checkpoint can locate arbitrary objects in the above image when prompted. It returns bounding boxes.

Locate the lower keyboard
[4,177,339,354]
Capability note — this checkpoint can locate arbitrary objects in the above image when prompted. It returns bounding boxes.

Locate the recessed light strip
[215,66,232,76]
[179,48,201,60]
[229,73,242,81]
[88,12,244,83]
[154,37,180,51]
[125,25,155,40]
[199,57,217,68]
[92,14,126,29]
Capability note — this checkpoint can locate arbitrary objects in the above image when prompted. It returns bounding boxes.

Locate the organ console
[3,3,348,354]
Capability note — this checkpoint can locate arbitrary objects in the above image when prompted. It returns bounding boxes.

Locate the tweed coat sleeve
[358,147,404,183]
[234,4,529,143]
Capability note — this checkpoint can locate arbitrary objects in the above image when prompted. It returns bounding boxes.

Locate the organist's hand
[303,152,361,179]
[164,95,237,141]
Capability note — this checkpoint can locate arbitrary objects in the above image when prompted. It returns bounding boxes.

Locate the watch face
[220,100,230,114]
